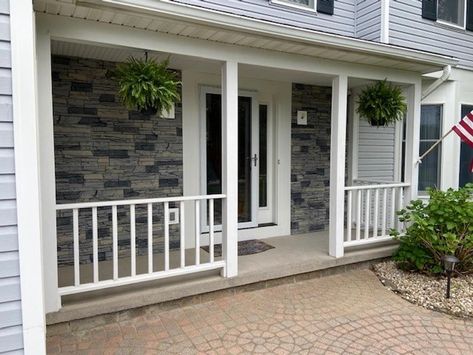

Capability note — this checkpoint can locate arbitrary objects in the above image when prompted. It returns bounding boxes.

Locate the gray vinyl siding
[355,0,381,41]
[0,0,24,354]
[390,0,473,69]
[171,0,356,37]
[357,120,397,181]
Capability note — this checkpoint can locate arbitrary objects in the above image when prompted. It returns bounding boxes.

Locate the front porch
[48,232,397,324]
[31,2,443,321]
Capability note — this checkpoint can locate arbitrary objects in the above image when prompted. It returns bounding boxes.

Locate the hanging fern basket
[108,56,181,115]
[356,80,407,127]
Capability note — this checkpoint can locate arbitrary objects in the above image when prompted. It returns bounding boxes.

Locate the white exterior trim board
[10,0,47,353]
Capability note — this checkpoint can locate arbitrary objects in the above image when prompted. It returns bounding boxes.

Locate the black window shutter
[422,0,437,21]
[467,0,473,31]
[317,0,334,15]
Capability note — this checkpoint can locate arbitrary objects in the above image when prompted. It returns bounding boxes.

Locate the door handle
[251,154,258,167]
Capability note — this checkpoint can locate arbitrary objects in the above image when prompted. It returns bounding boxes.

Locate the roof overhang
[35,0,459,74]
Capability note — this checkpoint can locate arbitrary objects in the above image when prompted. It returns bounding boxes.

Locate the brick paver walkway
[47,269,473,354]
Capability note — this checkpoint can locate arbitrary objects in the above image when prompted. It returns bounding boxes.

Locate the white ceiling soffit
[34,0,458,74]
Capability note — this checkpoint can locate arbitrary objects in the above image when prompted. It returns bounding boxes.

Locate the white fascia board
[91,0,458,69]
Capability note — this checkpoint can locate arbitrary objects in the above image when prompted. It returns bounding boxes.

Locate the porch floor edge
[46,233,398,325]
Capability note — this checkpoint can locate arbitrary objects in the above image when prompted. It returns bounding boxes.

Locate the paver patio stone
[47,269,473,354]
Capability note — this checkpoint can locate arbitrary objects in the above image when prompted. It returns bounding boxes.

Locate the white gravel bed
[373,261,473,318]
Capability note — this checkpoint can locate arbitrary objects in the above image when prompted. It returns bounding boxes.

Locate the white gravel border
[373,261,473,318]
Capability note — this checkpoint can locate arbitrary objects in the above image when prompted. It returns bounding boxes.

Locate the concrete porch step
[46,233,398,325]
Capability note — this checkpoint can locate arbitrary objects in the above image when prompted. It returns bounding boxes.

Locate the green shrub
[391,184,473,275]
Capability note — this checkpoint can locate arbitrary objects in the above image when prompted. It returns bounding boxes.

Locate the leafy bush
[109,57,180,114]
[391,184,473,275]
[356,79,407,127]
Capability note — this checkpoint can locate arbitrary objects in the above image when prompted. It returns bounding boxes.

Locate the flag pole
[417,128,454,164]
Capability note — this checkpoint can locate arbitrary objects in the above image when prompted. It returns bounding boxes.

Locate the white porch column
[10,2,47,352]
[221,61,238,277]
[404,83,422,203]
[329,75,348,258]
[36,26,61,312]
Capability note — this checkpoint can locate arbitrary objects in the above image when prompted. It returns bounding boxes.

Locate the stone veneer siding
[291,84,331,234]
[52,56,183,267]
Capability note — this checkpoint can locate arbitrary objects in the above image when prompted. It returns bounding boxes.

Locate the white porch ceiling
[35,0,455,74]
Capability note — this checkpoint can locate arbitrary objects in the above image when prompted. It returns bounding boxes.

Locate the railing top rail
[56,194,226,211]
[344,182,410,191]
[353,178,404,184]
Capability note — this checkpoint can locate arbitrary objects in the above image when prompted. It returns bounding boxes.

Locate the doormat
[201,239,275,257]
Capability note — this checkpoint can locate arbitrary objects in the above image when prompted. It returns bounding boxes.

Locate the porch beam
[221,61,239,277]
[329,75,348,258]
[404,83,422,203]
[36,13,424,85]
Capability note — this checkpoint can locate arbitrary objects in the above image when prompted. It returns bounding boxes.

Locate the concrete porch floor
[47,232,398,325]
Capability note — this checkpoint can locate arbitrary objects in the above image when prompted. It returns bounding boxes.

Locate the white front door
[200,86,259,230]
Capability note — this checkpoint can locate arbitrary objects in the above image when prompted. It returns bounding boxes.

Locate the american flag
[453,111,473,172]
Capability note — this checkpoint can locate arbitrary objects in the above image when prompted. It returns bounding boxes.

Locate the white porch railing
[55,194,225,296]
[344,182,409,247]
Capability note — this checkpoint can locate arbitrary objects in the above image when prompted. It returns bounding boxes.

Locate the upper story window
[422,0,473,31]
[438,0,465,27]
[270,0,334,15]
[272,0,316,11]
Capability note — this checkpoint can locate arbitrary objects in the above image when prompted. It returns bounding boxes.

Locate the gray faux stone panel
[291,84,331,235]
[52,56,183,266]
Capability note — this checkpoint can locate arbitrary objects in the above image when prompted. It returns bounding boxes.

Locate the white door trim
[257,101,275,224]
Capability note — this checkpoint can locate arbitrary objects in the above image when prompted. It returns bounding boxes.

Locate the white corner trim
[380,0,390,44]
[10,1,47,354]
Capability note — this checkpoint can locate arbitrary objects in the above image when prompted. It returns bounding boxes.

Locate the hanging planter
[356,79,407,127]
[109,55,180,115]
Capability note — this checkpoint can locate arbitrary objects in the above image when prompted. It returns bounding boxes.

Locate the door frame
[199,85,260,231]
[256,101,275,224]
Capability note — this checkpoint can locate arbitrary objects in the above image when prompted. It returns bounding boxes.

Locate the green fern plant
[356,79,407,127]
[109,57,180,115]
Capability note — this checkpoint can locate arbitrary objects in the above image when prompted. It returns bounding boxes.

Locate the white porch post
[221,61,238,277]
[404,83,421,203]
[36,26,61,312]
[329,75,348,258]
[10,1,47,352]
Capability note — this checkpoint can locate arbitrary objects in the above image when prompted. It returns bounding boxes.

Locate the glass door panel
[204,91,257,227]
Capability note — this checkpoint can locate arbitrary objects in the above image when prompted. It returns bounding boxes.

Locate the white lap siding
[357,119,397,182]
[0,0,24,353]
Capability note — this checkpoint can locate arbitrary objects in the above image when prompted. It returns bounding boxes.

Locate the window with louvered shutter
[317,0,334,15]
[422,0,438,21]
[467,0,473,30]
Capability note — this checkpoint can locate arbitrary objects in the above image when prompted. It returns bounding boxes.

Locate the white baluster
[364,189,370,240]
[164,202,170,271]
[147,203,153,274]
[195,200,200,265]
[209,199,215,263]
[346,191,352,242]
[373,189,379,239]
[382,188,388,237]
[112,205,118,280]
[73,208,80,286]
[130,204,136,277]
[180,201,185,268]
[390,187,396,229]
[356,189,361,240]
[397,187,404,232]
[92,207,98,283]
